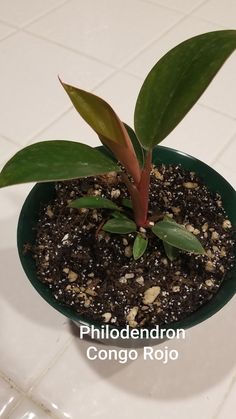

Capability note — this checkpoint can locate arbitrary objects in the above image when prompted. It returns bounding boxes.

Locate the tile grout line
[5,393,60,419]
[0,19,18,30]
[27,334,73,394]
[212,374,236,419]
[0,370,24,395]
[5,395,25,419]
[0,28,18,44]
[138,0,209,15]
[0,133,21,147]
[7,4,210,77]
[0,334,73,416]
[0,0,71,32]
[22,5,195,73]
[20,0,71,30]
[198,103,236,122]
[115,4,220,71]
[210,130,236,166]
[22,27,118,70]
[23,66,120,146]
[187,15,228,30]
[116,13,187,70]
[24,105,73,146]
[117,0,230,72]
[0,336,73,418]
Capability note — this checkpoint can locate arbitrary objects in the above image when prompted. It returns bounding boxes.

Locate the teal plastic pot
[17,146,236,347]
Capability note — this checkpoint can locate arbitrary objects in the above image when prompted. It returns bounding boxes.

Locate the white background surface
[0,0,236,418]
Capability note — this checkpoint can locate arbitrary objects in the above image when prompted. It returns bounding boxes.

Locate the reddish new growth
[121,148,152,227]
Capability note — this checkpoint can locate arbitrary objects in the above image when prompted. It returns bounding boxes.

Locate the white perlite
[124,246,132,257]
[211,231,219,241]
[136,276,144,285]
[202,222,208,232]
[111,189,121,199]
[126,307,138,327]
[68,270,78,282]
[205,279,214,287]
[102,312,112,323]
[183,182,198,189]
[125,273,135,279]
[139,227,146,234]
[153,169,163,180]
[46,206,54,218]
[222,219,232,229]
[143,286,161,305]
[205,260,215,272]
[186,224,194,233]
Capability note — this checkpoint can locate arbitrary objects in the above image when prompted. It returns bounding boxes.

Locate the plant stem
[122,150,152,227]
[136,150,152,226]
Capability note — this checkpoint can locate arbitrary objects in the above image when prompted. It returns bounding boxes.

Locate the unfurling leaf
[60,80,141,184]
[152,218,205,254]
[0,140,119,188]
[163,241,179,261]
[123,123,144,167]
[133,234,148,260]
[69,196,120,210]
[135,30,236,149]
[61,80,127,145]
[103,218,136,234]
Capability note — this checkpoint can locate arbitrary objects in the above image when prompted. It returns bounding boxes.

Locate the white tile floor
[0,0,236,418]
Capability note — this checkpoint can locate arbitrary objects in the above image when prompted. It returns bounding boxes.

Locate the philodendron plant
[1,30,236,261]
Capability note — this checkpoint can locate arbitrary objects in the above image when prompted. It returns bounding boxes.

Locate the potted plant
[1,30,236,346]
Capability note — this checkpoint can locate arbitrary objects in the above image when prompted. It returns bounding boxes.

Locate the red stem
[122,150,152,227]
[138,150,152,226]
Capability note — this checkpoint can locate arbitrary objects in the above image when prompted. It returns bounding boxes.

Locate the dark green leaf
[0,140,119,188]
[134,30,236,149]
[152,219,205,254]
[69,196,120,210]
[163,241,179,261]
[111,211,131,220]
[123,123,144,167]
[133,234,148,260]
[111,211,131,222]
[122,198,133,209]
[103,218,136,234]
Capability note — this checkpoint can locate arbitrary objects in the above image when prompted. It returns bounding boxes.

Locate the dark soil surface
[32,165,235,327]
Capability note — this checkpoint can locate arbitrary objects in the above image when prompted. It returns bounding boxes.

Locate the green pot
[17,146,236,347]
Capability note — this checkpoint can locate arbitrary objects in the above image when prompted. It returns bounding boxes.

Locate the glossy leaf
[134,30,236,149]
[111,211,131,220]
[61,80,127,145]
[163,241,179,261]
[103,218,136,234]
[123,123,144,167]
[60,80,141,184]
[122,198,133,209]
[152,219,205,254]
[69,196,120,210]
[0,140,119,188]
[133,234,148,260]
